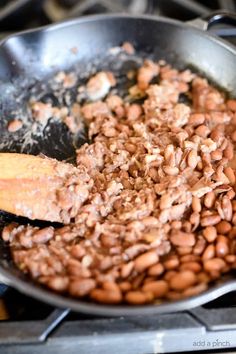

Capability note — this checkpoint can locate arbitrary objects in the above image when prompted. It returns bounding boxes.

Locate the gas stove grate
[0,0,236,31]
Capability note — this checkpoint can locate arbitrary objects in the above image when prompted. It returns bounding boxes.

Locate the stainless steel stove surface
[0,1,236,353]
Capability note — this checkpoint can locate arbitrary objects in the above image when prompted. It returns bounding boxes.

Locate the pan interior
[0,15,236,314]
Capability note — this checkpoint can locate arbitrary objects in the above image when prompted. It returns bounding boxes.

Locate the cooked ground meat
[2,46,236,305]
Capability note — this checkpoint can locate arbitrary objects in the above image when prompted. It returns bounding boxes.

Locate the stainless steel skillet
[0,12,236,316]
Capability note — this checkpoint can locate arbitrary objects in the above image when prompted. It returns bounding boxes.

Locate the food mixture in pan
[2,43,236,305]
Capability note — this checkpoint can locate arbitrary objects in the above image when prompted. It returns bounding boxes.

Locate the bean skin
[121,261,134,278]
[192,196,201,213]
[125,291,154,304]
[231,130,236,142]
[189,113,205,126]
[148,263,164,276]
[169,271,197,291]
[142,280,169,298]
[222,196,233,222]
[166,291,183,301]
[193,237,206,255]
[180,261,202,273]
[216,235,229,257]
[202,245,215,261]
[232,214,236,226]
[70,244,86,259]
[134,251,159,272]
[216,221,232,235]
[227,99,236,111]
[90,288,122,304]
[195,125,210,138]
[188,150,199,169]
[203,226,217,242]
[201,215,221,227]
[211,149,222,161]
[204,258,226,272]
[119,281,132,292]
[69,278,96,297]
[47,276,69,292]
[223,141,234,160]
[180,254,201,263]
[170,232,195,247]
[163,257,180,270]
[164,271,177,281]
[177,247,192,256]
[197,272,210,284]
[224,167,235,184]
[204,192,216,209]
[225,255,236,263]
[182,283,207,297]
[32,227,54,244]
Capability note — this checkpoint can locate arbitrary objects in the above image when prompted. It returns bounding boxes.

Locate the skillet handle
[187,11,236,37]
[205,11,236,29]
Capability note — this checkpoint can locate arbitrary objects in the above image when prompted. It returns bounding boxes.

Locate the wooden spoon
[0,153,76,223]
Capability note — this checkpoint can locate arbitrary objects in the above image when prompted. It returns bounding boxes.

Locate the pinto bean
[189,113,205,126]
[180,254,201,263]
[170,231,195,247]
[224,167,235,184]
[203,226,217,243]
[69,278,96,297]
[148,263,164,276]
[202,244,215,261]
[182,283,207,297]
[169,271,197,291]
[188,150,199,169]
[134,251,159,272]
[211,149,222,161]
[192,197,201,213]
[32,227,54,244]
[227,99,236,111]
[216,221,232,234]
[46,276,69,292]
[125,291,154,304]
[201,215,221,227]
[204,192,216,209]
[223,141,234,160]
[142,280,169,298]
[119,281,132,292]
[163,256,179,270]
[216,235,229,257]
[179,261,202,273]
[195,125,210,138]
[204,258,226,272]
[193,237,206,255]
[90,286,122,304]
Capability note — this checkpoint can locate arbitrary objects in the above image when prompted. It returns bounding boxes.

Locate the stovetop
[0,1,236,353]
[1,285,236,353]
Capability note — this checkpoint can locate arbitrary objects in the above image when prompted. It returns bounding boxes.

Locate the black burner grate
[43,0,154,22]
[0,0,236,32]
[157,0,236,20]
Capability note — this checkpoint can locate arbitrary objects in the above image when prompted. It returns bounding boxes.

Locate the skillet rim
[1,266,236,316]
[0,12,235,55]
[0,13,236,316]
